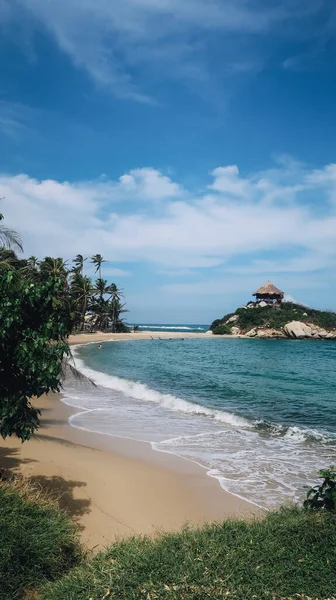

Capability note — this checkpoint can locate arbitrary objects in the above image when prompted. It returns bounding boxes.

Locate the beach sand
[0,392,259,550]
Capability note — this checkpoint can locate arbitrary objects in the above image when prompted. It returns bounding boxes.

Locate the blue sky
[1,0,336,323]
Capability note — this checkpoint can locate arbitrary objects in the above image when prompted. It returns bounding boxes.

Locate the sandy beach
[0,389,259,550]
[68,330,216,345]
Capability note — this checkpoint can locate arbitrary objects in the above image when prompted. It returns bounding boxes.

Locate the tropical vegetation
[211,301,336,334]
[0,212,128,441]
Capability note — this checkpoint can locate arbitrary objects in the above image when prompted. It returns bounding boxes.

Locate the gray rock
[231,327,240,335]
[226,314,239,324]
[283,321,312,339]
[245,328,257,337]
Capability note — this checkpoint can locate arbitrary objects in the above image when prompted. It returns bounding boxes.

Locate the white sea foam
[70,352,252,428]
[65,344,336,509]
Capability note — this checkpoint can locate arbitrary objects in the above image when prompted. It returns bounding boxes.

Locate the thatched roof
[253,281,284,297]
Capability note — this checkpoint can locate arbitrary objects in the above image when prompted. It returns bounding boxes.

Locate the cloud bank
[1,160,336,282]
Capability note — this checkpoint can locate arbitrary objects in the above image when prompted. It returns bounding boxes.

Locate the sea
[63,326,336,509]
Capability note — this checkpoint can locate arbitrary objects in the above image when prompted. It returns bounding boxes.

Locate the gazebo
[253,281,284,306]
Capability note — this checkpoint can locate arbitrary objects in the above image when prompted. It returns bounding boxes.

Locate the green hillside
[210,302,336,335]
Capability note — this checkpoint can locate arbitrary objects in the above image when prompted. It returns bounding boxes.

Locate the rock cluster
[243,321,336,340]
[283,321,336,340]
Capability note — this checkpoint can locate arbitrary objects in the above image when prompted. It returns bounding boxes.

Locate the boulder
[257,301,267,308]
[245,328,257,337]
[246,303,255,309]
[231,327,240,335]
[325,332,336,339]
[283,321,312,339]
[257,328,285,338]
[226,314,239,324]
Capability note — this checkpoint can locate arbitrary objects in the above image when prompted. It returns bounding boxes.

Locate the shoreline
[0,392,260,550]
[68,331,231,344]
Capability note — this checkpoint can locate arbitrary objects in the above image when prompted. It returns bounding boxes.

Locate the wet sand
[0,392,259,550]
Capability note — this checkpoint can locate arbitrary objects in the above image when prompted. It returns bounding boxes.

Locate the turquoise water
[134,324,209,333]
[64,338,336,508]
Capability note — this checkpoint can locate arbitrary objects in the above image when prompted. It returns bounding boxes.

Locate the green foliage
[0,479,82,600]
[213,323,232,335]
[210,302,336,334]
[304,466,336,511]
[41,507,336,600]
[0,269,72,441]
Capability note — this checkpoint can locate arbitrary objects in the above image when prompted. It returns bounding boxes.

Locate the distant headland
[210,281,336,340]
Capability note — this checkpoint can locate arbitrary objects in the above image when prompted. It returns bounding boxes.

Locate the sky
[1,0,336,324]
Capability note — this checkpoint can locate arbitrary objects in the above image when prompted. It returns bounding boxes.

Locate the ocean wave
[71,352,251,428]
[254,420,335,444]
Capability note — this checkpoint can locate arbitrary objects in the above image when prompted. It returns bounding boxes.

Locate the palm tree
[106,284,125,332]
[0,213,23,252]
[91,278,111,330]
[109,299,129,332]
[72,254,86,276]
[39,257,69,283]
[70,274,93,330]
[27,256,39,269]
[91,254,105,280]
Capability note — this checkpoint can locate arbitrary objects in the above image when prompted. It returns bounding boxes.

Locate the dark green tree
[0,269,73,441]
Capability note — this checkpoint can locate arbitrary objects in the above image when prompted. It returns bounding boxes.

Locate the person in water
[98,344,102,349]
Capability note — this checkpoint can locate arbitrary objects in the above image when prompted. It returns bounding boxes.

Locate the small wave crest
[70,352,251,428]
[254,420,335,445]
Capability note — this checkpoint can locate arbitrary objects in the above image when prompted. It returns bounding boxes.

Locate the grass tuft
[0,476,82,600]
[41,507,336,600]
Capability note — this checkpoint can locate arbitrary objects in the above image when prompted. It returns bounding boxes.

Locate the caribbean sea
[63,336,336,508]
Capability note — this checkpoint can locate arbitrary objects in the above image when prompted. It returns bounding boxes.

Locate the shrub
[304,466,336,511]
[213,323,232,335]
[0,478,82,600]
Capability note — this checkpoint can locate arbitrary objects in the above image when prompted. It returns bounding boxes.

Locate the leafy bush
[304,466,336,511]
[0,478,82,600]
[41,507,336,600]
[213,323,232,335]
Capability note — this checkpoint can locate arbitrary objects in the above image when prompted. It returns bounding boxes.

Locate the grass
[0,477,82,600]
[40,507,336,600]
[211,302,336,334]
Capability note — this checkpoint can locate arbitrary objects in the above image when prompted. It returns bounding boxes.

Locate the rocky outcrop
[284,321,312,339]
[225,315,239,324]
[257,328,286,338]
[245,328,257,337]
[283,321,336,340]
[231,326,241,335]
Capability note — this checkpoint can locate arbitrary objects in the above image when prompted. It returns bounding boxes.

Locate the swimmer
[98,344,102,349]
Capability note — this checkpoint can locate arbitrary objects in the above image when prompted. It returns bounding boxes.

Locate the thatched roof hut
[253,281,284,305]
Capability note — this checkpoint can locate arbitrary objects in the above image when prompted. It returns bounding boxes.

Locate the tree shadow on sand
[0,447,91,530]
[0,446,36,480]
[28,475,91,525]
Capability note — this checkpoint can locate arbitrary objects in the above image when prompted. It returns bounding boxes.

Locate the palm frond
[0,226,23,252]
[61,356,97,387]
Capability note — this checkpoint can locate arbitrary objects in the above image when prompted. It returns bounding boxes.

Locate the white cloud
[2,0,330,101]
[1,160,336,283]
[118,168,181,201]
